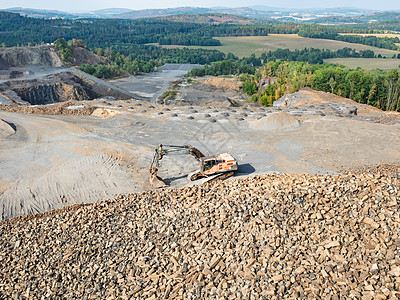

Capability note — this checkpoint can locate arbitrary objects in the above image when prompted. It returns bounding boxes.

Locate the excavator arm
[149,144,204,187]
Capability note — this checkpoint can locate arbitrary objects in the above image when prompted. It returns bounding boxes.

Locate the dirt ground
[1,88,400,220]
[170,76,248,106]
[110,64,202,102]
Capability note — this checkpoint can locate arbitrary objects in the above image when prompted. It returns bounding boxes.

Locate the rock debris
[1,165,400,299]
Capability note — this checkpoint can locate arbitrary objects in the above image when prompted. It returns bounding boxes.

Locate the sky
[1,0,399,12]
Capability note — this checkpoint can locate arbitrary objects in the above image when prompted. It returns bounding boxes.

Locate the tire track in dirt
[0,111,142,220]
[0,153,140,220]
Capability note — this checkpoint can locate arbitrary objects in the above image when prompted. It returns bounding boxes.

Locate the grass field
[339,33,400,39]
[324,58,400,70]
[155,34,400,58]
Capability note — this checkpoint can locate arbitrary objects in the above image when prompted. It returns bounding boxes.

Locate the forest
[188,47,394,77]
[113,44,225,64]
[2,10,400,111]
[0,11,275,48]
[341,20,400,33]
[77,43,229,78]
[1,11,399,52]
[260,47,384,65]
[56,40,225,77]
[207,61,400,111]
[298,26,400,50]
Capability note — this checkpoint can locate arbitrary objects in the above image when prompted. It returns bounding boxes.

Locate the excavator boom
[149,144,204,187]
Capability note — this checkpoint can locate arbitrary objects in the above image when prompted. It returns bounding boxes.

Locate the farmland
[154,34,400,69]
[339,33,400,39]
[156,34,400,58]
[324,57,400,70]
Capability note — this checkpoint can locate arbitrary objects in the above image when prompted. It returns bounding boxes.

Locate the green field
[339,33,400,39]
[216,35,400,58]
[157,34,400,58]
[324,58,400,70]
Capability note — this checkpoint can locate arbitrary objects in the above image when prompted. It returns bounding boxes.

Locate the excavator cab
[203,158,217,172]
[201,153,237,176]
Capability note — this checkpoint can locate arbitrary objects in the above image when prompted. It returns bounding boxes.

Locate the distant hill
[157,13,268,25]
[109,6,376,22]
[307,16,365,24]
[115,7,211,19]
[248,5,293,12]
[365,11,400,22]
[240,6,373,22]
[249,6,372,15]
[76,8,134,18]
[212,7,280,20]
[310,11,400,24]
[2,6,398,24]
[91,8,133,16]
[1,7,74,19]
[1,7,136,19]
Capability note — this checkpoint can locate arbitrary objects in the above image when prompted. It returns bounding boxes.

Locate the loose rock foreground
[1,166,400,299]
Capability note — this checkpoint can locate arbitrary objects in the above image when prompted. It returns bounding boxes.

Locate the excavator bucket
[149,174,168,188]
[149,166,168,188]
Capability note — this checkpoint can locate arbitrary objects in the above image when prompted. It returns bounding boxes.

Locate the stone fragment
[0,165,399,299]
[390,267,400,277]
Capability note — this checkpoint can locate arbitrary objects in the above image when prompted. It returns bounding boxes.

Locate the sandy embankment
[249,112,301,131]
[0,111,141,220]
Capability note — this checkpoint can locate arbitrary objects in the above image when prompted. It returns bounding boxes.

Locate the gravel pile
[1,166,400,299]
[0,101,96,115]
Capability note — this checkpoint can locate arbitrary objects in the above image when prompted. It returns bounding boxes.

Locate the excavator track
[201,171,235,184]
[187,171,201,182]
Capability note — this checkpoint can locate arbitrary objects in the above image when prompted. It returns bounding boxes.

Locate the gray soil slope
[0,110,141,220]
[110,64,203,101]
[0,45,135,104]
[0,45,63,69]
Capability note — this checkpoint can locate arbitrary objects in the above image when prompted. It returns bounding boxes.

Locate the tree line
[298,25,400,51]
[339,20,400,33]
[260,47,383,65]
[113,44,225,65]
[188,47,393,77]
[234,61,400,111]
[78,43,227,78]
[0,11,276,48]
[1,11,399,63]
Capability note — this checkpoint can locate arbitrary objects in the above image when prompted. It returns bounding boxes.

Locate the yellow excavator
[149,144,238,187]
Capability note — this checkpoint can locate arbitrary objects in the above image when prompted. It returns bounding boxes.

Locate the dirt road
[110,64,202,102]
[0,66,69,84]
[69,68,142,99]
